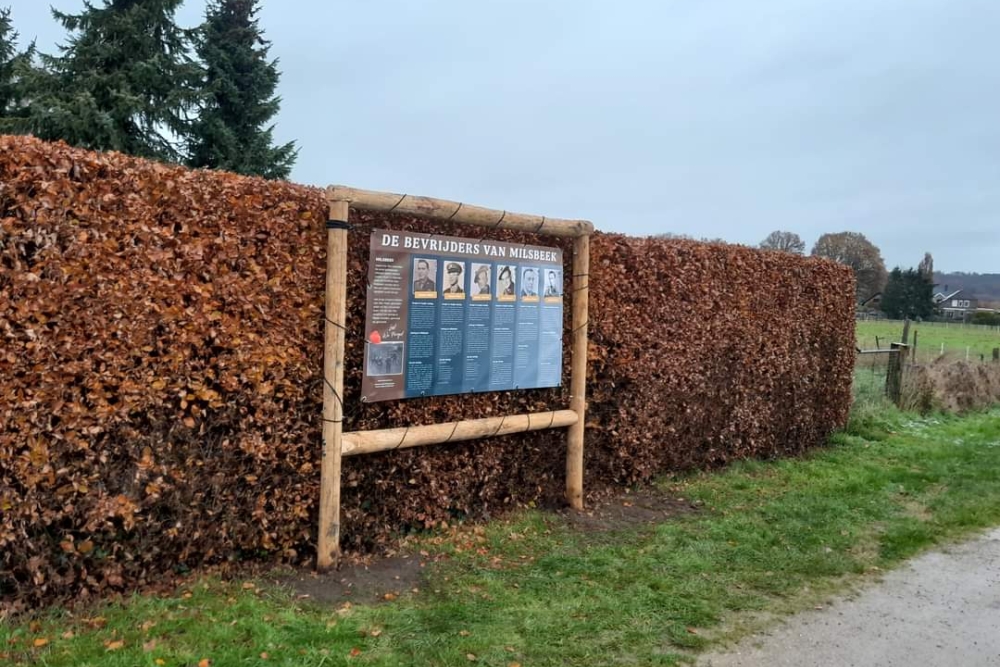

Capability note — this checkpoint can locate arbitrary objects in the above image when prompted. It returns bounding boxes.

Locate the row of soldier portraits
[411,258,563,302]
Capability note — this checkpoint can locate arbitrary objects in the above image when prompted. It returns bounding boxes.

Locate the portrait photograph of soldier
[543,268,562,299]
[367,342,404,376]
[497,265,516,301]
[443,261,466,299]
[519,267,540,301]
[412,257,437,297]
[471,263,492,300]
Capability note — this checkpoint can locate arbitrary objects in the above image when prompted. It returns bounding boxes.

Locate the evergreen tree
[186,0,297,179]
[881,267,935,320]
[0,6,35,129]
[20,0,198,162]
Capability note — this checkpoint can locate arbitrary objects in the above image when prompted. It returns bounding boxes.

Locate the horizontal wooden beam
[342,409,579,457]
[326,185,594,238]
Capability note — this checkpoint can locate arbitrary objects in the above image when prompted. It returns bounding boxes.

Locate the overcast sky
[7,0,999,272]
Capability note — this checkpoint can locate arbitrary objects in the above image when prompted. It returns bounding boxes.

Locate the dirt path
[700,526,1000,667]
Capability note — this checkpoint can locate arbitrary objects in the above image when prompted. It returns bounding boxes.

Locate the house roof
[860,292,882,307]
[934,289,963,303]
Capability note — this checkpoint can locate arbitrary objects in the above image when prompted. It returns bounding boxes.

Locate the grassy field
[4,407,1000,666]
[857,319,1000,361]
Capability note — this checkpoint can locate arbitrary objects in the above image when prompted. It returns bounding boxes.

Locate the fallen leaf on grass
[104,640,125,651]
[155,660,166,666]
[466,653,477,661]
[198,659,211,667]
[382,592,397,601]
[61,631,74,640]
[143,640,158,652]
[260,652,269,660]
[349,647,362,657]
[33,638,49,648]
[459,630,471,637]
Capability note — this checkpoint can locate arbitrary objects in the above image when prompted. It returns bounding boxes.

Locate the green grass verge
[4,407,1000,666]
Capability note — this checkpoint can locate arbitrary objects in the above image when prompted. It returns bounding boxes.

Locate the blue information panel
[361,229,564,402]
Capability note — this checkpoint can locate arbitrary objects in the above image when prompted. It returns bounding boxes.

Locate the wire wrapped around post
[317,200,350,571]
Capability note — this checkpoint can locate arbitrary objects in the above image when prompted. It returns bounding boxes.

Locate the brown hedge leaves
[0,136,855,613]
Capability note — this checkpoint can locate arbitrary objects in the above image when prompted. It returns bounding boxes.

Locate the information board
[361,229,564,402]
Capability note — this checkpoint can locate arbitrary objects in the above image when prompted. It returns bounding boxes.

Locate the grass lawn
[4,407,1000,666]
[857,319,1000,360]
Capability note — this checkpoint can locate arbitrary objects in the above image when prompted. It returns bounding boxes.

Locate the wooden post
[342,410,579,457]
[566,234,590,510]
[911,330,918,363]
[886,343,907,406]
[318,200,349,571]
[326,185,593,238]
[901,318,911,345]
[993,348,999,362]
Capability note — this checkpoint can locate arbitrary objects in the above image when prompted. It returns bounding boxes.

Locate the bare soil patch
[554,488,700,533]
[271,487,697,606]
[270,554,427,606]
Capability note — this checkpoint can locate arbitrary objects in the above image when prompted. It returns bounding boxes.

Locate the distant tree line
[0,0,296,179]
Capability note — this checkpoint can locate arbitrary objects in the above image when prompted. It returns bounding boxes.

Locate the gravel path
[700,527,1000,667]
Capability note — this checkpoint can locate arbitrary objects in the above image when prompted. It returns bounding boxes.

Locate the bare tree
[811,232,887,301]
[759,230,806,254]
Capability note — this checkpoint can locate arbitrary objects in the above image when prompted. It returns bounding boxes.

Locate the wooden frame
[317,185,593,570]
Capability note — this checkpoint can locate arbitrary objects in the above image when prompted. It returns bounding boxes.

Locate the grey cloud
[8,0,999,271]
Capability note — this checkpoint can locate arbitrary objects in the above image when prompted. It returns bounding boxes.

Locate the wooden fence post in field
[886,343,907,406]
[993,348,999,363]
[911,330,918,363]
[318,200,350,572]
[901,319,911,345]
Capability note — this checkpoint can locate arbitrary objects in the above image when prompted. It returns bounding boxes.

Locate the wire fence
[854,340,1000,412]
[853,352,892,407]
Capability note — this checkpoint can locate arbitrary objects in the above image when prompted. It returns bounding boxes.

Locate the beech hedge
[0,136,855,613]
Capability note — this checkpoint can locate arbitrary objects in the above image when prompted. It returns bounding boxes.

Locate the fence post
[911,330,918,363]
[566,233,590,511]
[317,200,350,572]
[886,343,907,406]
[993,348,999,363]
[901,318,911,345]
